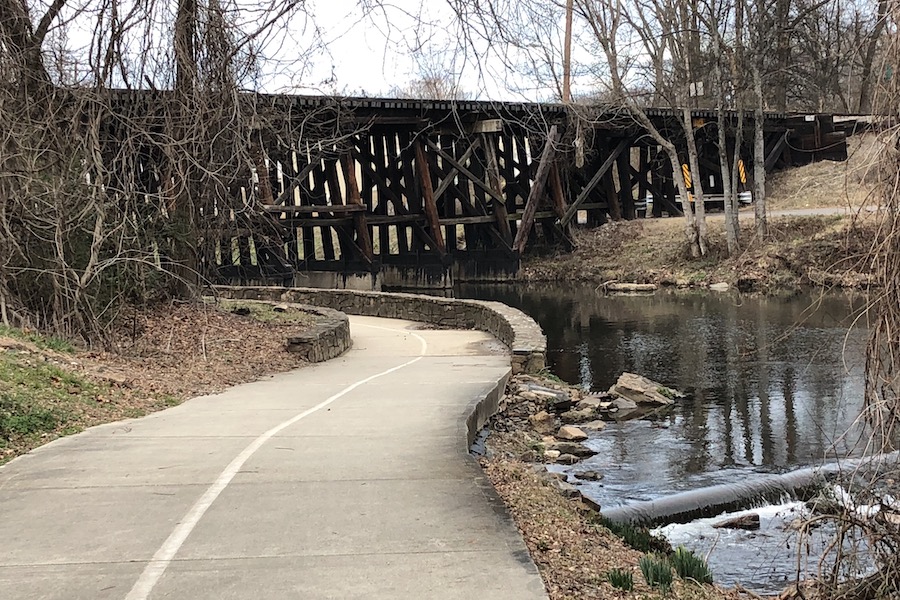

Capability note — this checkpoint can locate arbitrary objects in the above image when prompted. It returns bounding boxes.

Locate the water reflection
[460,284,869,483]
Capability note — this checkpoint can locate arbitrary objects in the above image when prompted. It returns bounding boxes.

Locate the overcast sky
[272,0,583,101]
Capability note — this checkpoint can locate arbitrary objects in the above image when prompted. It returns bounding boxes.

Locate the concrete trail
[0,316,547,600]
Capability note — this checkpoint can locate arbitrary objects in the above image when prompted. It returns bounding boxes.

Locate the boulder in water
[608,372,683,406]
[560,408,595,423]
[556,425,588,442]
[528,411,556,435]
[549,441,597,458]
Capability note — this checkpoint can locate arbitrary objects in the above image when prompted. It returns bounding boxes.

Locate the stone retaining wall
[232,300,352,363]
[215,286,547,374]
[284,305,352,363]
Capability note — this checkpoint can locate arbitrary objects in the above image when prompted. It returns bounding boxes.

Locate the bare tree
[0,0,309,341]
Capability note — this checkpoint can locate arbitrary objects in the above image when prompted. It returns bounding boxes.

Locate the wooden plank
[325,158,345,205]
[662,157,681,216]
[238,236,253,267]
[399,132,425,252]
[280,209,606,228]
[431,144,455,250]
[218,237,233,267]
[263,204,366,214]
[370,134,391,255]
[548,163,575,250]
[548,164,569,220]
[560,137,629,226]
[514,132,531,212]
[425,139,506,206]
[650,147,664,218]
[467,140,491,250]
[603,167,622,221]
[252,142,275,205]
[415,141,446,254]
[637,147,649,213]
[301,224,315,262]
[616,148,635,220]
[341,154,374,264]
[311,164,335,260]
[764,130,791,171]
[383,133,409,255]
[513,125,559,254]
[482,133,513,244]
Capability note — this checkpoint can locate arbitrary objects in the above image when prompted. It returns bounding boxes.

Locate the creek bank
[501,372,684,469]
[520,215,878,294]
[479,371,738,600]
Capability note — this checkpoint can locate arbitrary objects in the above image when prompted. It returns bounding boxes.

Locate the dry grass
[522,213,878,293]
[767,133,883,210]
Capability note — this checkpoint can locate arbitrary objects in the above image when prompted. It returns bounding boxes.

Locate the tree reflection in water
[459,284,869,496]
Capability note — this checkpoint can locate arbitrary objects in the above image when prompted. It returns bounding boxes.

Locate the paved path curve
[0,316,547,600]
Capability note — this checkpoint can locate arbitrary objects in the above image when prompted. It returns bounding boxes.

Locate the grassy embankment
[0,300,314,464]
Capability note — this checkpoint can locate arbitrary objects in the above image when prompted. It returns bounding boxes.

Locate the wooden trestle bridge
[112,93,850,290]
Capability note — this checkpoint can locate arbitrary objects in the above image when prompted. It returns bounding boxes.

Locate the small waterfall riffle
[601,452,900,526]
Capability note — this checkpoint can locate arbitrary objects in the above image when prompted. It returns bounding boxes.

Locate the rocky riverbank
[478,372,742,600]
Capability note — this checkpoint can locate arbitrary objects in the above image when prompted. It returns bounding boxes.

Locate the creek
[459,283,871,593]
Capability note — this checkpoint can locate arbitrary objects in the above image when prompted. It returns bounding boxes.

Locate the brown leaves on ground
[481,458,740,600]
[482,457,643,599]
[90,301,314,398]
[2,301,316,462]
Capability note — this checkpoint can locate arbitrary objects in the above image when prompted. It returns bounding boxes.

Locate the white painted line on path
[125,323,428,600]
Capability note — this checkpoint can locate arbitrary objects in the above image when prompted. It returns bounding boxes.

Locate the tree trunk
[771,0,792,111]
[753,62,768,240]
[717,74,739,255]
[858,0,888,113]
[661,143,701,257]
[683,108,708,255]
[0,0,53,100]
[169,0,200,292]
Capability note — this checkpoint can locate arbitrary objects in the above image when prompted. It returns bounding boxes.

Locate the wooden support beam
[513,125,559,254]
[415,141,446,254]
[548,163,569,220]
[482,134,513,244]
[616,149,635,220]
[548,163,575,250]
[603,167,622,221]
[252,143,275,205]
[341,154,374,264]
[764,130,791,171]
[637,147,649,214]
[425,139,506,206]
[272,160,320,206]
[352,145,444,255]
[560,137,629,226]
[263,204,366,214]
[431,139,480,201]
